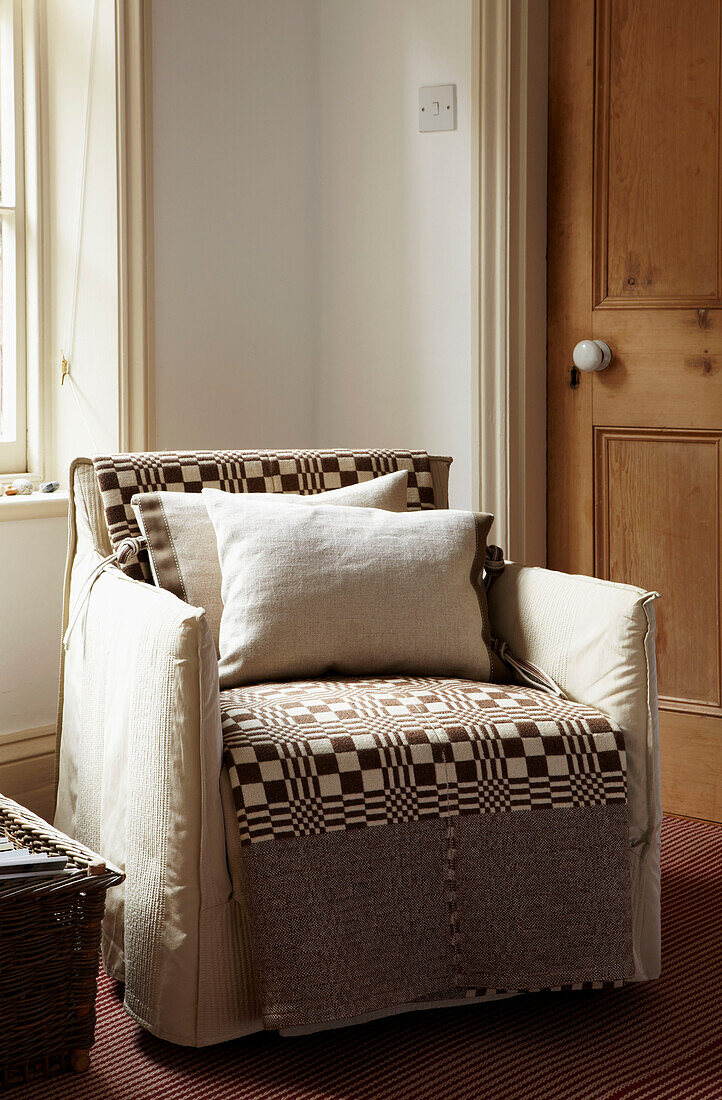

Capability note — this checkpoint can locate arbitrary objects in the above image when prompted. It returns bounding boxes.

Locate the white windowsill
[0,488,68,521]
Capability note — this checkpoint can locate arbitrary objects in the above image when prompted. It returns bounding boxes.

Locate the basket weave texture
[0,793,123,1089]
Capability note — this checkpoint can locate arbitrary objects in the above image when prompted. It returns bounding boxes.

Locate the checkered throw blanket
[221,677,635,1029]
[92,449,437,581]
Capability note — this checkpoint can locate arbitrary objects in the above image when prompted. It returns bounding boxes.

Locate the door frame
[474,0,548,566]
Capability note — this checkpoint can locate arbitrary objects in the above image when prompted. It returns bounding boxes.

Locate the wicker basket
[0,793,123,1089]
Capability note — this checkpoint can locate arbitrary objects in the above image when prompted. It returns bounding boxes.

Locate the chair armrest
[55,557,230,1043]
[487,563,660,835]
[488,562,662,979]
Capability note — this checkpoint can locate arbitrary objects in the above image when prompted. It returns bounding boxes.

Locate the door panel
[549,0,722,820]
[594,0,722,307]
[594,428,721,712]
[592,311,722,428]
[660,714,722,822]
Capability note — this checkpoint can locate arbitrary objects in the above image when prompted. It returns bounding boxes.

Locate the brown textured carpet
[13,815,722,1099]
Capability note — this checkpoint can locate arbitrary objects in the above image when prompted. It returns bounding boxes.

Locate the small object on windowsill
[11,478,32,495]
[40,481,60,493]
[0,486,68,519]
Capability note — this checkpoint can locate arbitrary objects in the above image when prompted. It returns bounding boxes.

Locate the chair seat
[220,676,633,1028]
[220,676,627,846]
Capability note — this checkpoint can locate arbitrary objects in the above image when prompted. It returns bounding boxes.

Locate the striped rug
[15,815,722,1100]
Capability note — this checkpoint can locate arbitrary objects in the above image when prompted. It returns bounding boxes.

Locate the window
[0,0,25,474]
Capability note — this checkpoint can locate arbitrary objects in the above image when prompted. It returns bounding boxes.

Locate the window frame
[0,0,27,475]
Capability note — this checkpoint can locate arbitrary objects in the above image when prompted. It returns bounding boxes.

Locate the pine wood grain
[595,429,721,711]
[595,0,721,306]
[549,0,722,820]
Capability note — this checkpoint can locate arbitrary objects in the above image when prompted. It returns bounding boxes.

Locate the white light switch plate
[419,85,456,132]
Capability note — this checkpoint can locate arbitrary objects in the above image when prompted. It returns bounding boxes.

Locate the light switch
[419,85,456,132]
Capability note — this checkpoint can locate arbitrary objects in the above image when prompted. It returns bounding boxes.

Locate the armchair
[54,451,661,1045]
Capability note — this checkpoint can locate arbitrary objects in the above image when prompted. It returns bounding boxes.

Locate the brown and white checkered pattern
[221,677,627,846]
[92,449,437,581]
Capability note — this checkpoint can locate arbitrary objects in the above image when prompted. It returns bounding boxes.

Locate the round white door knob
[572,339,612,373]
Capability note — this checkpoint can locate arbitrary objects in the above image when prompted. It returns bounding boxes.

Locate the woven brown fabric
[246,820,453,1029]
[221,677,627,845]
[244,807,634,1029]
[221,677,633,1028]
[453,804,634,991]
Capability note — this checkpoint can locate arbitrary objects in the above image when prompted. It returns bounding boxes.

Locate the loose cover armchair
[54,450,662,1046]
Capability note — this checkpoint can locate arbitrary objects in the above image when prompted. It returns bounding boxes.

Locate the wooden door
[548,0,722,822]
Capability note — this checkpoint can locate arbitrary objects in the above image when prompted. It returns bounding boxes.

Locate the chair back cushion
[92,449,450,581]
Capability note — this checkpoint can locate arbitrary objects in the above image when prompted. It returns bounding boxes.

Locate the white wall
[151,0,320,451]
[0,517,66,736]
[151,0,475,504]
[315,0,475,507]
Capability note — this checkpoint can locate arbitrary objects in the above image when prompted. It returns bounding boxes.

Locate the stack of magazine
[0,835,68,884]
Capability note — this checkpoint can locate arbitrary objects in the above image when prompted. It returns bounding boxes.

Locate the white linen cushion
[203,488,501,689]
[131,470,409,650]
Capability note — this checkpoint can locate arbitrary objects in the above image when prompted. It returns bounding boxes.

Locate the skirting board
[0,725,56,822]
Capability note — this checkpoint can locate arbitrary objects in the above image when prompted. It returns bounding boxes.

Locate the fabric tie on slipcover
[63,537,148,648]
[484,546,565,697]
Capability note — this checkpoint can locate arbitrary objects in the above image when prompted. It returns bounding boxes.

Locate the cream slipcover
[54,457,662,1046]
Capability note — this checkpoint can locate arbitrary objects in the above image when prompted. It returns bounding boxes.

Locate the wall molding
[115,0,154,452]
[476,0,548,565]
[0,724,56,822]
